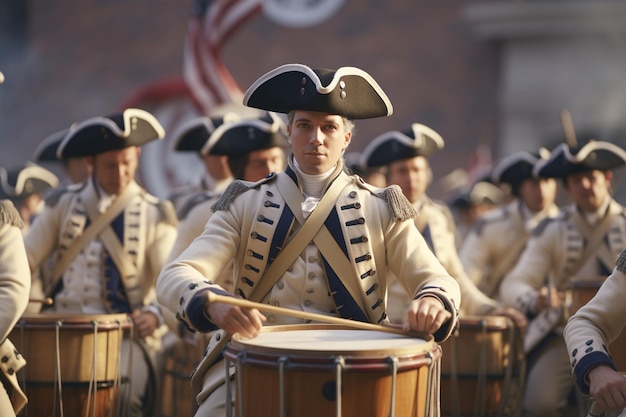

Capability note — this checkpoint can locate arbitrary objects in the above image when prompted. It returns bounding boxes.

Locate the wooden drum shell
[223,324,440,417]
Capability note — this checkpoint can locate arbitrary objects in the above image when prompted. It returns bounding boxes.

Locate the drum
[10,313,133,417]
[160,332,211,417]
[566,280,626,371]
[439,316,525,417]
[222,324,440,417]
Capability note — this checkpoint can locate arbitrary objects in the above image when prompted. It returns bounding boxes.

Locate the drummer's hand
[588,365,626,413]
[404,296,451,335]
[130,309,159,339]
[207,302,266,339]
[534,286,563,312]
[488,306,528,330]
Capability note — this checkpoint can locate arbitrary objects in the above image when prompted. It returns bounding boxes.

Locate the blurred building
[1,1,625,200]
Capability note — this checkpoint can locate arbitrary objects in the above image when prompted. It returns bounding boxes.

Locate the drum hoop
[457,315,512,330]
[16,313,133,330]
[223,346,436,372]
[229,324,435,358]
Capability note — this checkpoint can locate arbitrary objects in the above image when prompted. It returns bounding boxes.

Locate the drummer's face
[287,111,351,175]
[89,146,140,195]
[565,169,612,213]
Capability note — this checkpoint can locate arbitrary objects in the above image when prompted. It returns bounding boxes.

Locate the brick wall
[0,0,500,199]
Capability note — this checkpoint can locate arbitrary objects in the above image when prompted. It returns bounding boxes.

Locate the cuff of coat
[573,351,616,394]
[414,286,459,343]
[185,288,230,332]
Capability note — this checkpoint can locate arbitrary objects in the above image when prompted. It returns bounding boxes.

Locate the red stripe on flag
[184,0,262,115]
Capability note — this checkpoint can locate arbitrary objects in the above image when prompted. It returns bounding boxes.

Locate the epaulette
[473,206,510,236]
[140,189,178,226]
[211,173,277,211]
[44,182,86,207]
[615,248,626,273]
[532,211,567,237]
[177,192,218,220]
[0,200,24,229]
[357,180,417,221]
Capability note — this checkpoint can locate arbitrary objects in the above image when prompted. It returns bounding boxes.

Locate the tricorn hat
[57,108,165,158]
[532,140,626,178]
[450,180,504,209]
[492,147,552,186]
[361,123,445,168]
[33,128,71,162]
[0,162,59,200]
[205,112,288,156]
[172,112,242,154]
[243,64,393,119]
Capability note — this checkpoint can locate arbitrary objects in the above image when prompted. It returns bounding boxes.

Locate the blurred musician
[22,108,177,417]
[500,139,626,417]
[0,200,30,416]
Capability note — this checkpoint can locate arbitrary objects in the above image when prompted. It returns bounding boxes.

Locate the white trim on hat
[564,140,626,163]
[56,108,165,158]
[491,151,542,183]
[0,162,59,197]
[200,116,282,155]
[359,123,444,168]
[171,112,242,152]
[243,63,394,116]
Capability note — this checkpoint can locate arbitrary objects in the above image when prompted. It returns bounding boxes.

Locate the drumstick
[206,291,428,339]
[29,297,54,305]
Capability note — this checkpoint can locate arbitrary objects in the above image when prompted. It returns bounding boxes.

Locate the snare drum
[566,280,626,371]
[10,313,132,417]
[440,316,525,417]
[223,324,441,417]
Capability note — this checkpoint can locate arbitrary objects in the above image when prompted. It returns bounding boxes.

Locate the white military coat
[563,248,626,394]
[459,200,560,299]
[387,196,497,322]
[158,164,461,401]
[24,179,177,318]
[0,201,30,415]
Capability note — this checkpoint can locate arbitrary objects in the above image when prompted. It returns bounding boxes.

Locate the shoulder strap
[567,208,617,279]
[247,173,352,302]
[82,199,143,310]
[49,185,135,295]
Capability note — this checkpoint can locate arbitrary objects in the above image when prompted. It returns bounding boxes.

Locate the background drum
[223,324,441,417]
[439,316,525,417]
[10,313,132,417]
[566,279,626,371]
[159,332,212,417]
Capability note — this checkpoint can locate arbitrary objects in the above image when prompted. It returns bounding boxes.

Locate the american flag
[184,0,263,115]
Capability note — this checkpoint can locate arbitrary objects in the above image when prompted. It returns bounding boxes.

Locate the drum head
[230,324,433,358]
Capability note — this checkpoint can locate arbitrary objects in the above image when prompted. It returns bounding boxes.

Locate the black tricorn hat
[205,112,288,156]
[243,64,393,119]
[33,128,71,162]
[0,162,59,200]
[360,123,445,168]
[57,108,165,158]
[172,112,242,153]
[532,140,626,179]
[492,147,552,185]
